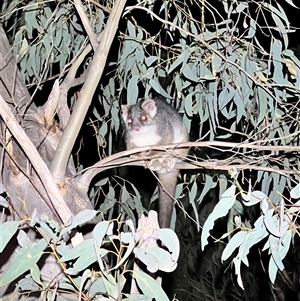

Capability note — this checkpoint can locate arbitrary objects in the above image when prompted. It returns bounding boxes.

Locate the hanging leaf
[201,185,236,250]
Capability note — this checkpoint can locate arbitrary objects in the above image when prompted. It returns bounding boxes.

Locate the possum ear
[121,105,129,121]
[141,99,157,118]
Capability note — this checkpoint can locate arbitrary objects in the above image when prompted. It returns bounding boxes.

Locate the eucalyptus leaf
[102,273,118,299]
[201,185,236,250]
[264,210,282,238]
[133,270,169,301]
[221,231,248,262]
[182,64,199,82]
[149,79,172,98]
[145,56,158,67]
[30,264,42,286]
[0,239,46,287]
[61,210,98,235]
[244,17,256,39]
[157,228,180,262]
[127,75,139,105]
[93,221,110,247]
[242,190,268,206]
[168,54,184,74]
[291,183,300,199]
[0,221,19,253]
[134,248,159,273]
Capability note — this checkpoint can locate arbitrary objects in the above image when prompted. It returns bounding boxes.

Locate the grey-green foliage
[111,0,300,292]
[0,210,179,300]
[1,0,105,83]
[201,182,296,289]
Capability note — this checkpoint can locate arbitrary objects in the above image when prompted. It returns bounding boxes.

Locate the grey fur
[121,98,188,228]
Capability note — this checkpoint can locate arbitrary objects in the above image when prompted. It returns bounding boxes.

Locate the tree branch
[78,141,300,188]
[50,0,127,183]
[0,95,73,225]
[74,0,98,50]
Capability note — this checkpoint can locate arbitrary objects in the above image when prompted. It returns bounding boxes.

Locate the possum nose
[133,124,140,131]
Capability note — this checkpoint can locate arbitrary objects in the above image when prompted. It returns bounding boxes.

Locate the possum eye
[127,118,132,124]
[140,115,147,122]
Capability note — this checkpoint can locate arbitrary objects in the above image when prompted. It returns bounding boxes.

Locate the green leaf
[157,228,180,263]
[134,248,159,273]
[0,221,19,253]
[242,190,267,206]
[221,231,248,261]
[28,44,38,78]
[19,38,29,59]
[271,39,283,79]
[24,7,37,39]
[60,239,97,274]
[61,210,98,235]
[112,224,135,270]
[268,228,291,284]
[244,17,256,39]
[218,84,235,110]
[236,2,248,12]
[257,87,268,125]
[269,235,284,271]
[121,186,131,203]
[142,246,177,273]
[149,78,172,98]
[127,20,136,38]
[102,273,120,299]
[54,18,63,47]
[272,76,293,87]
[133,270,169,301]
[0,239,46,287]
[127,75,139,105]
[201,185,236,250]
[197,174,217,205]
[135,47,145,64]
[233,92,244,123]
[168,54,184,74]
[93,221,110,247]
[145,55,158,67]
[70,14,83,32]
[100,186,116,212]
[30,264,42,286]
[283,0,298,8]
[182,64,199,82]
[264,210,282,238]
[99,122,108,141]
[94,177,108,187]
[291,183,300,199]
[130,184,144,215]
[233,258,244,289]
[88,277,106,298]
[189,180,197,202]
[238,222,268,260]
[190,21,199,35]
[184,93,193,117]
[15,276,40,291]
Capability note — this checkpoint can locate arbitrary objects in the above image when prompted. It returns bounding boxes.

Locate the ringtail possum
[121,98,188,228]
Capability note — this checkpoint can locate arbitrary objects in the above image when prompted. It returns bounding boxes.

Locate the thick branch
[0,95,73,225]
[50,0,127,183]
[78,141,300,188]
[74,0,98,50]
